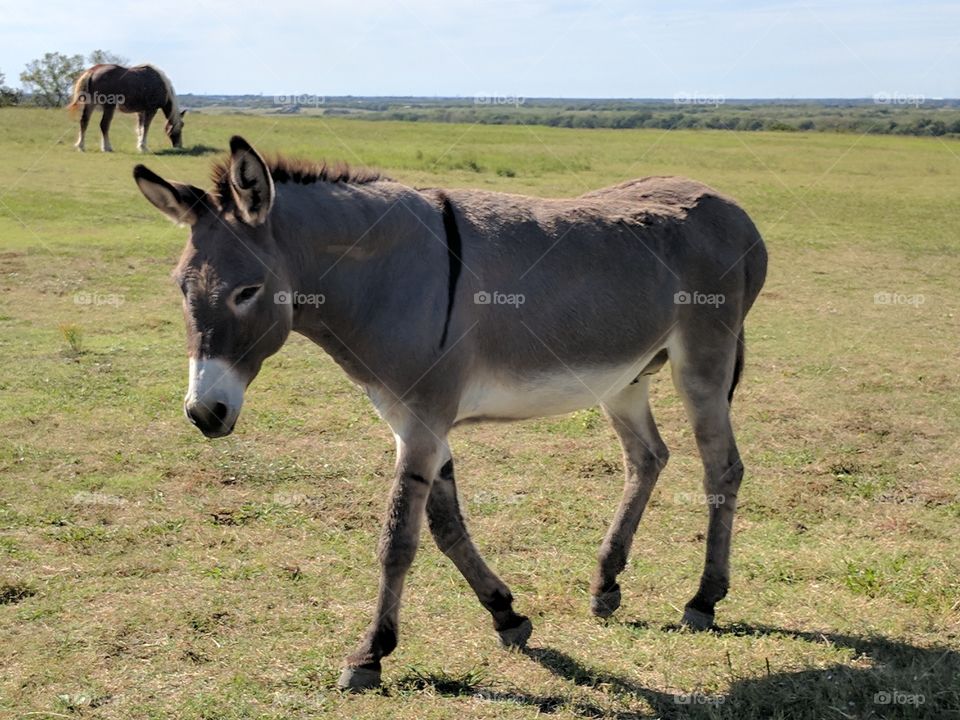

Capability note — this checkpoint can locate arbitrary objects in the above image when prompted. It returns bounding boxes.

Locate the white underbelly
[455,357,655,423]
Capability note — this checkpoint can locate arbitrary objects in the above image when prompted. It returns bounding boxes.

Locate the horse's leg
[99,104,116,152]
[590,377,669,617]
[135,112,144,152]
[75,104,93,151]
[138,110,157,153]
[339,424,446,691]
[426,457,531,644]
[671,327,744,630]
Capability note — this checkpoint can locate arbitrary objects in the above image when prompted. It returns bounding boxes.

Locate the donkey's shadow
[395,624,958,718]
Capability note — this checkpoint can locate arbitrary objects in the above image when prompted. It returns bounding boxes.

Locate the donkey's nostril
[212,402,229,423]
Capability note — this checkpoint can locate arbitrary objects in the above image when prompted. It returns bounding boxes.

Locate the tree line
[0,50,127,107]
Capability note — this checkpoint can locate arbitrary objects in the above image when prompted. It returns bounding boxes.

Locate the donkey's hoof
[591,585,622,618]
[498,616,532,649]
[681,606,714,631]
[337,664,381,692]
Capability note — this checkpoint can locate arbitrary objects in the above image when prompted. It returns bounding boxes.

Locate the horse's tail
[67,68,94,116]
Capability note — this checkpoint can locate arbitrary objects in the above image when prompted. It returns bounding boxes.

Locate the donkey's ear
[228,135,274,226]
[180,109,187,118]
[133,164,200,226]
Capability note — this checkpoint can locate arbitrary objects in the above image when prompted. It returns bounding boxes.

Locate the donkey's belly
[454,356,656,424]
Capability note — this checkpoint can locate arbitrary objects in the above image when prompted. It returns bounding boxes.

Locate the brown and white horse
[68,64,185,153]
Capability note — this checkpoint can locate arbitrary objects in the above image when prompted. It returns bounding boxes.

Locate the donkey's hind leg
[591,376,669,617]
[670,329,744,630]
[99,104,116,152]
[426,457,531,647]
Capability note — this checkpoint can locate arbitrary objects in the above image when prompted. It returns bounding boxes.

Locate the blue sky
[0,0,956,97]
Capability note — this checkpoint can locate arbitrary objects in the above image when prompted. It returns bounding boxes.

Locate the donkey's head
[165,109,187,148]
[133,136,292,438]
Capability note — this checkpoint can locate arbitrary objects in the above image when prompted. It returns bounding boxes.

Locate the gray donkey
[133,136,767,690]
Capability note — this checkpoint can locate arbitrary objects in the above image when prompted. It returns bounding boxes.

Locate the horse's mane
[210,154,388,203]
[140,64,181,121]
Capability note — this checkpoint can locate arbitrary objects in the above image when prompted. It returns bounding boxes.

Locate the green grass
[0,107,958,719]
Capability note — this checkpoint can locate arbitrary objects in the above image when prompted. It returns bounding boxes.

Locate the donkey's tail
[67,68,94,116]
[728,326,745,404]
[729,226,767,405]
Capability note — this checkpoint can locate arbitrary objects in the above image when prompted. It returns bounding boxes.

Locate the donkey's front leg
[338,431,445,691]
[426,458,531,646]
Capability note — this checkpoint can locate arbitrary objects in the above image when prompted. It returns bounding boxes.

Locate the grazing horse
[133,136,767,691]
[68,64,185,152]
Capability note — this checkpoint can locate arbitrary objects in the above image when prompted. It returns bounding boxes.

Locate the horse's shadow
[395,624,958,718]
[154,144,221,157]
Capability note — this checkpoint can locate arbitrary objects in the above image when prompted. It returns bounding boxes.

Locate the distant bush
[766,121,798,132]
[0,70,22,106]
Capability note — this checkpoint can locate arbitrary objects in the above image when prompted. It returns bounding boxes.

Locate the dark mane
[210,153,388,204]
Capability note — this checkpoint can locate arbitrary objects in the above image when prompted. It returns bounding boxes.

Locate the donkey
[133,136,767,691]
[68,64,185,153]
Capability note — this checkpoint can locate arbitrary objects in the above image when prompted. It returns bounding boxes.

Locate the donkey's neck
[272,180,448,384]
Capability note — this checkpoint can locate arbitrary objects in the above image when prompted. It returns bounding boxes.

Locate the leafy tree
[88,49,129,67]
[0,69,21,106]
[20,52,85,107]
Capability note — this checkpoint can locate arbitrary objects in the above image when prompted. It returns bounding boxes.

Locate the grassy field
[0,108,958,719]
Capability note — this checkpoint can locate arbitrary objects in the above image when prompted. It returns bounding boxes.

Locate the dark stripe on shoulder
[405,472,431,485]
[437,193,463,349]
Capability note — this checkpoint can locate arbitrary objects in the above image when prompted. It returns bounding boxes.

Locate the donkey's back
[443,176,765,396]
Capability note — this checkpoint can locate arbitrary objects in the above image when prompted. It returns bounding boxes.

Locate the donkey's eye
[234,285,262,305]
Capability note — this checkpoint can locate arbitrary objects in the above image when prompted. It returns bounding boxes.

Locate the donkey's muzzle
[184,400,236,438]
[184,357,245,439]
